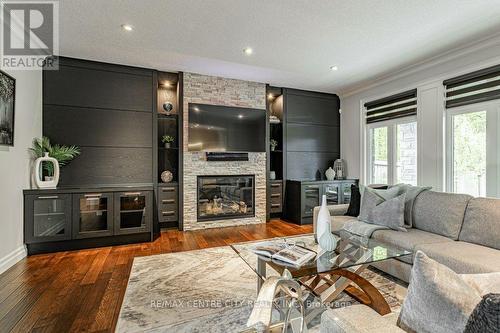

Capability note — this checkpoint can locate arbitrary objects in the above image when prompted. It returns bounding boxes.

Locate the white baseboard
[0,245,27,275]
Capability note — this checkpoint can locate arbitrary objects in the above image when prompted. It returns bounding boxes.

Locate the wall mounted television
[188,103,266,152]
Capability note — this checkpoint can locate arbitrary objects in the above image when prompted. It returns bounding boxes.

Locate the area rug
[117,246,407,332]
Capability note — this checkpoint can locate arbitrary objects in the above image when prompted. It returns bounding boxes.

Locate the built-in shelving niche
[266,85,285,220]
[156,71,183,230]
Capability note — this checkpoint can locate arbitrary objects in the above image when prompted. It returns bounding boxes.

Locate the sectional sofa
[313,190,500,284]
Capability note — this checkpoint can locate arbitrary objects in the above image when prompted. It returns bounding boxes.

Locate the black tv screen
[188,103,266,152]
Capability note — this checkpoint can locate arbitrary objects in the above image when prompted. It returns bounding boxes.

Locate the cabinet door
[341,182,355,204]
[25,194,72,243]
[73,193,113,239]
[302,185,321,217]
[114,191,152,235]
[324,183,340,205]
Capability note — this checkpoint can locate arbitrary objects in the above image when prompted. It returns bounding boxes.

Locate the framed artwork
[0,70,15,146]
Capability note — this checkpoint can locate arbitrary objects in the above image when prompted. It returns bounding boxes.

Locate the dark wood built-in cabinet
[284,179,358,225]
[24,187,153,254]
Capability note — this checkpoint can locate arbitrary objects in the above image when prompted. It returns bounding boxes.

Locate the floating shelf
[159,147,179,150]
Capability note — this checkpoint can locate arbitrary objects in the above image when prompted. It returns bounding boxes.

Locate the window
[446,101,500,197]
[367,119,417,185]
[364,89,418,186]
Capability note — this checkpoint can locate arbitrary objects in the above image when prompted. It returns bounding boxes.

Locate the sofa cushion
[412,190,472,240]
[415,241,500,274]
[397,251,482,333]
[460,197,500,250]
[371,228,452,264]
[330,215,358,232]
[320,305,403,333]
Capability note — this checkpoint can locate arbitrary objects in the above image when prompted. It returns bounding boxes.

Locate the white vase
[325,167,336,180]
[34,152,59,189]
[269,171,276,180]
[316,195,337,251]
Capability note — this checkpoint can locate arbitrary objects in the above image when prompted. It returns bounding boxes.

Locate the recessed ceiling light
[267,93,274,99]
[243,47,253,55]
[330,65,339,71]
[121,24,133,32]
[238,114,244,119]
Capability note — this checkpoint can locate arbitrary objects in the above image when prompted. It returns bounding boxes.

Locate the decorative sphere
[163,102,173,113]
[161,170,173,183]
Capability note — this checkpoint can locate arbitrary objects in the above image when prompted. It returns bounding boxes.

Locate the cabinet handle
[198,199,209,203]
[271,184,281,187]
[304,189,318,193]
[161,188,175,192]
[162,199,175,204]
[271,204,281,208]
[271,193,281,198]
[37,196,59,199]
[124,192,141,196]
[162,211,175,216]
[84,193,102,198]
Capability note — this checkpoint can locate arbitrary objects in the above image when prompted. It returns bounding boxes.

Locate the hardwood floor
[0,219,312,333]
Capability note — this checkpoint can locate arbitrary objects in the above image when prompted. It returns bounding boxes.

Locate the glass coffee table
[231,232,411,320]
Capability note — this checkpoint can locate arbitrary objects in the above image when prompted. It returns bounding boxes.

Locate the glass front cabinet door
[25,194,72,243]
[73,193,114,239]
[114,191,152,235]
[302,185,321,218]
[324,183,340,205]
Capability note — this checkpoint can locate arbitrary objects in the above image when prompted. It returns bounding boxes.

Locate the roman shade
[444,64,500,108]
[364,89,417,124]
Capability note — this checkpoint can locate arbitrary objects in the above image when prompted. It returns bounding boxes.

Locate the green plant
[29,137,81,176]
[270,139,278,149]
[161,135,174,144]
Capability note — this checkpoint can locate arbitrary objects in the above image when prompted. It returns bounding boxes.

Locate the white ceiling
[59,0,500,94]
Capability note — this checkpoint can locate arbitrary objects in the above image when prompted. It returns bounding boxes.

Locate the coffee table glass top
[230,232,411,280]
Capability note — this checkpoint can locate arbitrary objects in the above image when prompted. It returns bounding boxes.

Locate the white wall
[0,69,42,274]
[341,34,500,190]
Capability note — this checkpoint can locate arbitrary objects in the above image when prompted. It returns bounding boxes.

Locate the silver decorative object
[161,170,173,183]
[333,159,346,179]
[162,102,173,115]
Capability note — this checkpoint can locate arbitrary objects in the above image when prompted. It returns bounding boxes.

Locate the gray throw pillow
[389,184,432,228]
[367,193,407,232]
[397,251,482,333]
[358,188,384,223]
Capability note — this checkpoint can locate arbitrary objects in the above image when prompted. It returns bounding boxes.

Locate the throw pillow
[464,293,500,333]
[397,251,482,333]
[389,184,432,228]
[344,185,361,217]
[358,188,384,222]
[367,192,407,231]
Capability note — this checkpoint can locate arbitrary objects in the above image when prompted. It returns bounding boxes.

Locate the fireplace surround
[197,175,255,221]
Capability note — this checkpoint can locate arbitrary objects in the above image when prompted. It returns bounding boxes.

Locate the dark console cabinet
[24,187,153,254]
[284,179,358,225]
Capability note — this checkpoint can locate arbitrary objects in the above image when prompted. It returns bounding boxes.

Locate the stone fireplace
[197,175,255,221]
[183,72,266,230]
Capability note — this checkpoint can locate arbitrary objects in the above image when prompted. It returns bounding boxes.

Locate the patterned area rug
[117,246,407,332]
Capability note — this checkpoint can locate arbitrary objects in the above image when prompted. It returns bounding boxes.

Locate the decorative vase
[165,142,171,149]
[271,145,276,152]
[161,170,173,183]
[316,195,337,251]
[325,167,336,180]
[34,152,59,189]
[269,171,276,180]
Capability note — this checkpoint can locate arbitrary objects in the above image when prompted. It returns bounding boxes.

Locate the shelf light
[121,24,134,32]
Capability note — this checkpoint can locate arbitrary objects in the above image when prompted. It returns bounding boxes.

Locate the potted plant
[29,136,80,183]
[270,139,278,151]
[161,135,175,148]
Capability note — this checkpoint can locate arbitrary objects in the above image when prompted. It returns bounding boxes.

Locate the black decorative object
[0,70,15,146]
[162,102,173,114]
[464,293,500,333]
[344,184,361,217]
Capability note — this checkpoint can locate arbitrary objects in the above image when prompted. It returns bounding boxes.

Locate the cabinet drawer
[270,202,282,213]
[271,194,282,205]
[270,182,283,193]
[159,186,177,200]
[159,203,178,222]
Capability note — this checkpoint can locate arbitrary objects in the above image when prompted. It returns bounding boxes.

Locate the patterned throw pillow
[464,293,500,333]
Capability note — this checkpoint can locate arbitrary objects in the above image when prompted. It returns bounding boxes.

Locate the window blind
[364,89,417,124]
[443,64,500,108]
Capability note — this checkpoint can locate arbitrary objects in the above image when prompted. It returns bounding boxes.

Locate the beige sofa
[313,190,500,283]
[313,190,500,332]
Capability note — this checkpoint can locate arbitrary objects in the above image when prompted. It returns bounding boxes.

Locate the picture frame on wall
[0,70,15,146]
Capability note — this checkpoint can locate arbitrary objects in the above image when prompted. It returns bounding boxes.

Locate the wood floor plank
[0,219,311,332]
